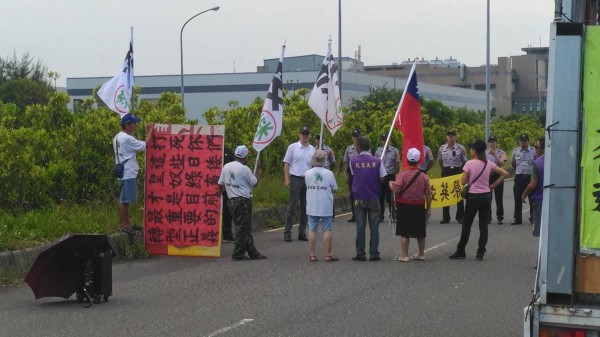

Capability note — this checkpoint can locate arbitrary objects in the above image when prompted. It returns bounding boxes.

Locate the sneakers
[440,219,450,224]
[222,236,235,243]
[347,217,356,223]
[448,252,466,259]
[497,217,504,225]
[510,220,522,225]
[475,252,484,261]
[369,256,381,261]
[284,234,292,242]
[298,234,308,241]
[352,256,366,261]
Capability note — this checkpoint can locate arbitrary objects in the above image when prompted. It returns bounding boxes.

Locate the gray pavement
[0,179,537,337]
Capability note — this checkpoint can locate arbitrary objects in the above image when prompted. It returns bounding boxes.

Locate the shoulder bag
[113,139,130,179]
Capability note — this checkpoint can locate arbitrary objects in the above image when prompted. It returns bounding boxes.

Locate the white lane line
[265,212,353,232]
[425,237,460,253]
[203,319,254,337]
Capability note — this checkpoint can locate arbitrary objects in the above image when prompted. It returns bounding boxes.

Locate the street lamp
[180,6,220,110]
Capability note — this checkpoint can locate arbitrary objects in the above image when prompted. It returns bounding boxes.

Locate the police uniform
[511,141,536,224]
[486,142,506,224]
[374,144,400,220]
[344,130,361,221]
[438,141,467,223]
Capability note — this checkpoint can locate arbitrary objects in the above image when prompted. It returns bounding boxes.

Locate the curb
[0,195,352,283]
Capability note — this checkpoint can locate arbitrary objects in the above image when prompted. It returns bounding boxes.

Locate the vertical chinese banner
[145,124,225,257]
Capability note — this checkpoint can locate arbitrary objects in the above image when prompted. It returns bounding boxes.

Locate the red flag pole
[381,61,417,161]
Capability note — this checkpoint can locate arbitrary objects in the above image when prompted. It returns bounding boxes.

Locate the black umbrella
[24,234,114,300]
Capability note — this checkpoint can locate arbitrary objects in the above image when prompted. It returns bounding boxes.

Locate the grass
[0,166,441,252]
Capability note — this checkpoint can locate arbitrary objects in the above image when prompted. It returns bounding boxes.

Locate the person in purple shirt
[350,136,387,261]
[522,137,545,237]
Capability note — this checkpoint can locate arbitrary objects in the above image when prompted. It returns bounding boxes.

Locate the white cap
[407,148,421,162]
[234,145,249,158]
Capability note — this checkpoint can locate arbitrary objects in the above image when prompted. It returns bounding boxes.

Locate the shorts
[308,215,333,232]
[119,178,138,204]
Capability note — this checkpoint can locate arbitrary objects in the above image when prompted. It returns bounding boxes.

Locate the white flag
[98,30,134,117]
[253,45,285,152]
[308,40,342,135]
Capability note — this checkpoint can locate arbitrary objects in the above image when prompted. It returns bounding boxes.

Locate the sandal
[325,255,339,262]
[394,256,410,262]
[309,255,318,262]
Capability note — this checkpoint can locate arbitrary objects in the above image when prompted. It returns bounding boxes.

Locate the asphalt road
[0,179,538,337]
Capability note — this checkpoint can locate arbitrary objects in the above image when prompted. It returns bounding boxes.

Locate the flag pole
[318,122,325,149]
[130,26,135,116]
[382,61,417,161]
[253,151,261,175]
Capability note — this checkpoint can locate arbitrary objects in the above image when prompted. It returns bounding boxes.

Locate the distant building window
[522,102,526,113]
[474,84,496,91]
[452,84,471,89]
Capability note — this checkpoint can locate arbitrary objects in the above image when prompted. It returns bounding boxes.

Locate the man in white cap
[113,113,154,235]
[305,150,339,262]
[218,145,267,260]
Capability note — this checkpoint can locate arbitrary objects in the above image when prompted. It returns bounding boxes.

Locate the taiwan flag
[395,62,424,169]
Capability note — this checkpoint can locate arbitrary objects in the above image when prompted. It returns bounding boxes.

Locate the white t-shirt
[304,167,338,216]
[113,131,146,180]
[218,161,257,198]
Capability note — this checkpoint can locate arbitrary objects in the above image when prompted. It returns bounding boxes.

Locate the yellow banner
[430,174,465,208]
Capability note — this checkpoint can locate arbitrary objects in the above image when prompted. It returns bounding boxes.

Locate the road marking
[203,319,254,337]
[265,212,352,232]
[425,237,460,253]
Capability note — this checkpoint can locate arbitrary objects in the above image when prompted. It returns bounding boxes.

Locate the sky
[0,0,555,88]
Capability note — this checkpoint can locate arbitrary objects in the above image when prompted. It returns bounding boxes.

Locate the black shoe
[250,254,268,260]
[222,236,235,243]
[347,217,356,223]
[440,219,450,224]
[232,255,250,261]
[475,252,484,261]
[352,256,366,261]
[369,256,381,261]
[510,220,522,225]
[497,217,504,224]
[449,252,466,259]
[298,235,308,241]
[284,234,292,242]
[457,218,463,224]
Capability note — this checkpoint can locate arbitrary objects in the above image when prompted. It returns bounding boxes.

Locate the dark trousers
[442,166,464,221]
[284,175,307,236]
[488,173,504,221]
[456,193,491,254]
[348,174,355,219]
[222,191,233,240]
[379,174,396,218]
[513,174,531,222]
[228,198,261,259]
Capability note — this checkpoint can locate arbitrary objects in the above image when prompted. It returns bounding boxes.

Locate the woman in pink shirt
[449,139,508,261]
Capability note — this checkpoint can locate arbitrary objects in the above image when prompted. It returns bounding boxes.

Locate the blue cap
[120,113,141,128]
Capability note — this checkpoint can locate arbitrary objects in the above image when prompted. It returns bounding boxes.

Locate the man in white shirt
[218,145,266,260]
[113,113,153,234]
[305,150,339,262]
[282,126,316,242]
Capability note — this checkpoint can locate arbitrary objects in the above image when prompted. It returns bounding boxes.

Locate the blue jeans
[354,199,380,257]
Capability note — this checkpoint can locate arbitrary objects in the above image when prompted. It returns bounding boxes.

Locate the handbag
[113,139,129,179]
[461,160,488,199]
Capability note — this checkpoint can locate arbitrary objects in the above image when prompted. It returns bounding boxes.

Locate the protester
[438,130,467,224]
[283,126,316,242]
[419,145,435,173]
[374,133,400,222]
[221,146,235,242]
[343,129,361,222]
[113,113,154,235]
[218,145,267,261]
[350,136,386,261]
[389,148,432,262]
[449,139,508,260]
[305,150,339,262]
[486,136,507,224]
[522,137,545,237]
[511,134,536,225]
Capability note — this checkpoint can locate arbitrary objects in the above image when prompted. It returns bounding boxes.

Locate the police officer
[419,144,435,173]
[437,130,467,224]
[511,134,536,225]
[374,133,400,222]
[343,129,361,222]
[486,136,507,224]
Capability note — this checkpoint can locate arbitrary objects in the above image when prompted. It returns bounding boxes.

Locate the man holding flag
[308,39,343,137]
[98,28,134,116]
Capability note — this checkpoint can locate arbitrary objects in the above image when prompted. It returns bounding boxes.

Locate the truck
[524,1,600,336]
